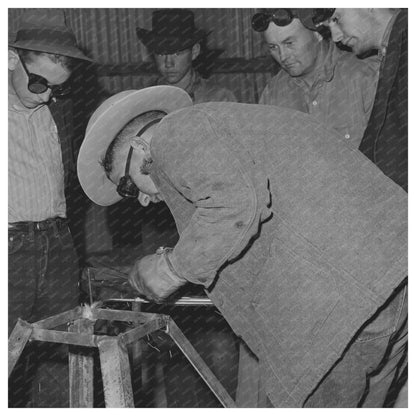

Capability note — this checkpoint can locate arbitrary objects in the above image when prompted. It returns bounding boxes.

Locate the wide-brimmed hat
[77,86,193,206]
[9,9,93,61]
[136,9,207,55]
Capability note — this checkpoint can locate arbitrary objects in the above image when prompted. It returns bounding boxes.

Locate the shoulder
[334,46,380,78]
[259,70,291,104]
[265,69,288,87]
[394,9,408,29]
[151,106,214,153]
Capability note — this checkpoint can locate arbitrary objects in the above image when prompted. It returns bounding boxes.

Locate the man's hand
[128,251,186,303]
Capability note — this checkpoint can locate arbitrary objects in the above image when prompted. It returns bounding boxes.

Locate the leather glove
[128,248,187,303]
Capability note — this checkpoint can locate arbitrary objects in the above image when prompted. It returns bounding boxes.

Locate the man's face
[110,140,162,207]
[10,52,70,109]
[154,48,194,84]
[264,19,321,78]
[324,9,376,55]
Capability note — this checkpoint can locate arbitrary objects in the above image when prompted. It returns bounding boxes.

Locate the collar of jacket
[379,10,401,60]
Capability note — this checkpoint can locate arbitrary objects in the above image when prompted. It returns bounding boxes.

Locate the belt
[8,217,68,233]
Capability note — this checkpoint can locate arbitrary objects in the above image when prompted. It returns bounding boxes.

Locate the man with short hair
[78,86,408,407]
[321,8,407,191]
[8,9,93,407]
[137,9,236,103]
[253,8,379,148]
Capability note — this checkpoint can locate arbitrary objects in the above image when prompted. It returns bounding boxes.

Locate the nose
[279,47,290,63]
[328,22,344,43]
[164,54,175,68]
[38,88,52,103]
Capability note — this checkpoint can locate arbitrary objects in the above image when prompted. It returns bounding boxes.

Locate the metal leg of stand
[97,337,135,408]
[68,318,95,408]
[8,319,33,377]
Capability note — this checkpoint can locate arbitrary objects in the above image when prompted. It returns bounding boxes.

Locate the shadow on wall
[65,55,107,265]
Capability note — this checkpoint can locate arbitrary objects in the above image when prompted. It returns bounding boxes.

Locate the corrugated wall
[9,8,273,103]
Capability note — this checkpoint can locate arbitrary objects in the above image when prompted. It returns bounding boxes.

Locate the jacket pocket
[356,285,407,343]
[251,234,341,343]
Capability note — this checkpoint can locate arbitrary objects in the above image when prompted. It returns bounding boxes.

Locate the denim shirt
[149,103,407,406]
[260,41,379,149]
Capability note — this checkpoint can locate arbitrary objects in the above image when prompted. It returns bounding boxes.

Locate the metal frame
[8,305,236,408]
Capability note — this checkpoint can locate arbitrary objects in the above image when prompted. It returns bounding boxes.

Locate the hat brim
[136,27,206,54]
[77,86,193,206]
[9,41,93,61]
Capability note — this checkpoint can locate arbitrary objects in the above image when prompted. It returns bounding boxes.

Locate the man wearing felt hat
[78,86,407,407]
[8,8,93,407]
[253,8,379,148]
[137,9,236,103]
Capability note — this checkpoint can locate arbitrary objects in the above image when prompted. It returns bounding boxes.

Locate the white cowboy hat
[77,86,192,206]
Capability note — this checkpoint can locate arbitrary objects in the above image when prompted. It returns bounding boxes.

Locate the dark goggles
[19,55,71,97]
[252,9,299,32]
[116,146,139,198]
[116,117,164,199]
[251,8,336,32]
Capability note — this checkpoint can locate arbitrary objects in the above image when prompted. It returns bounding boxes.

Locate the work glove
[128,247,187,303]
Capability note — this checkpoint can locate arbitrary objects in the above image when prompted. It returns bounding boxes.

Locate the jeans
[304,283,408,408]
[8,221,80,407]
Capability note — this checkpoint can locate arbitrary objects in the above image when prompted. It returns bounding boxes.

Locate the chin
[163,75,181,84]
[287,69,303,77]
[23,100,41,109]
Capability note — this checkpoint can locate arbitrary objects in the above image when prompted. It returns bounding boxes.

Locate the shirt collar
[379,10,400,59]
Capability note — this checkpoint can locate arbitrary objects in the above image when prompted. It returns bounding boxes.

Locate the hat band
[15,28,77,47]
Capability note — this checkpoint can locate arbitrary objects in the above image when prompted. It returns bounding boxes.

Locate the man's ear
[191,43,201,61]
[8,49,19,71]
[131,137,151,155]
[313,31,323,42]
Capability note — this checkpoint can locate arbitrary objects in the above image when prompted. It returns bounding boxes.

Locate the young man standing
[8,9,93,407]
[137,9,236,103]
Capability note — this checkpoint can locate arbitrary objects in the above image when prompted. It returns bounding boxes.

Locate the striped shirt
[8,82,66,222]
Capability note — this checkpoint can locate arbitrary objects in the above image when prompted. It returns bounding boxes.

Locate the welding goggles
[251,8,336,32]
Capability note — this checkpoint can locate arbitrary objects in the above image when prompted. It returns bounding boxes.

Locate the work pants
[8,222,80,407]
[304,283,408,407]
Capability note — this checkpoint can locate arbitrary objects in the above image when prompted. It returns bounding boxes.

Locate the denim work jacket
[260,41,379,149]
[149,103,407,406]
